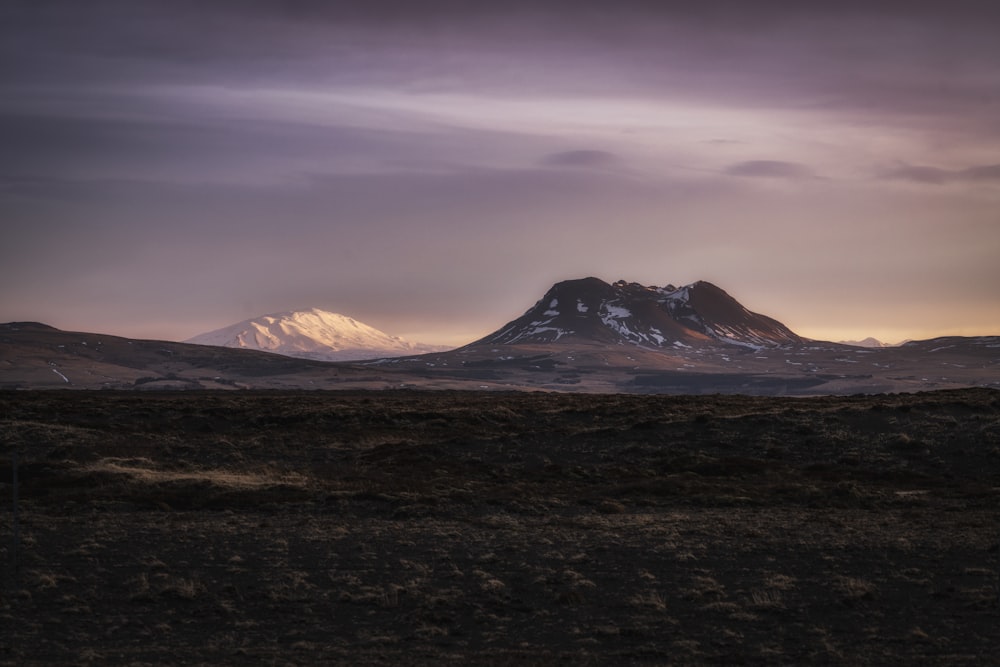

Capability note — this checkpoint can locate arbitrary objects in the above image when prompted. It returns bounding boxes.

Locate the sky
[2,0,999,346]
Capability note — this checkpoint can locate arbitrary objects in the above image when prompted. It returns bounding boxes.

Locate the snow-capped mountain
[469,277,804,350]
[186,308,450,361]
[838,337,894,348]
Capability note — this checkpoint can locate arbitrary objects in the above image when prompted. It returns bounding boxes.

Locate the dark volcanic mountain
[471,277,803,350]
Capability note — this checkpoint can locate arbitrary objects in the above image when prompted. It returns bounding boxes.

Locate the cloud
[3,0,999,130]
[962,164,1000,181]
[724,160,815,180]
[3,1,1000,344]
[882,163,1000,185]
[0,107,428,188]
[881,165,951,184]
[540,150,620,169]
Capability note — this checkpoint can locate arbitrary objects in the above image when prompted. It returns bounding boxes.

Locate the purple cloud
[725,160,815,180]
[541,150,620,169]
[3,0,1000,344]
[883,163,1000,185]
[961,164,1000,181]
[882,165,951,184]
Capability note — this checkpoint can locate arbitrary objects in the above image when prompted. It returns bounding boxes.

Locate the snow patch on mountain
[602,305,632,320]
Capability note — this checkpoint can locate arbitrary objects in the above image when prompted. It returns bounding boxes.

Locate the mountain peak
[471,278,803,349]
[187,308,448,361]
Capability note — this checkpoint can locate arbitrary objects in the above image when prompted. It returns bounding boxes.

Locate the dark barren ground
[2,389,1000,665]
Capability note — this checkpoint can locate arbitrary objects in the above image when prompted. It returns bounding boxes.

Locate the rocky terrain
[2,388,999,664]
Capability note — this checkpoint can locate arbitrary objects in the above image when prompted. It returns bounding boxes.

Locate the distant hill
[0,321,335,390]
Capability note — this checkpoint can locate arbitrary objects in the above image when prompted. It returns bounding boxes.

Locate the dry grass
[85,459,310,490]
[1,388,999,665]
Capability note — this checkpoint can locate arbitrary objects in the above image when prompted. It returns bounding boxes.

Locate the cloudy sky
[2,0,999,346]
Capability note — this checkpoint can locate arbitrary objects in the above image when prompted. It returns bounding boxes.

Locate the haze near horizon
[2,1,999,346]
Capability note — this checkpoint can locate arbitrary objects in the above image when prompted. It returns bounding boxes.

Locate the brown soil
[2,389,999,664]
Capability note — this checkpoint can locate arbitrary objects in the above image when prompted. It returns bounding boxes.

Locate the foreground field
[2,389,999,664]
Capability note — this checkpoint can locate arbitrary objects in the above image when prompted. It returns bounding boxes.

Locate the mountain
[369,277,996,394]
[3,279,997,394]
[839,337,894,348]
[187,308,449,361]
[469,277,804,350]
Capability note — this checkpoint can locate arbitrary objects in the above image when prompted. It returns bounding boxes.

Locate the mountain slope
[469,277,804,350]
[187,308,448,361]
[0,321,338,390]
